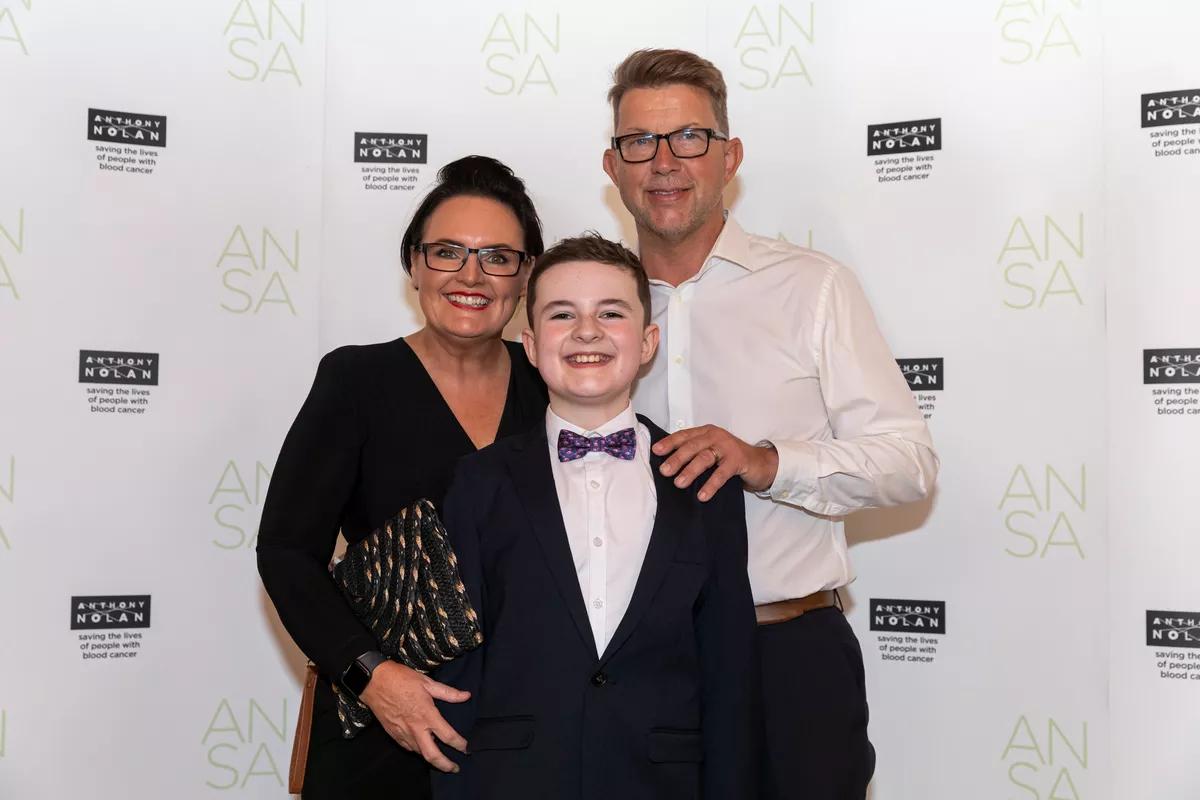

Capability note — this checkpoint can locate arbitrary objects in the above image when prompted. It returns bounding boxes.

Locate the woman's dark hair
[401,155,544,274]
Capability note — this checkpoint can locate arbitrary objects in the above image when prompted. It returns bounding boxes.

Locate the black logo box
[354,132,428,164]
[867,118,941,157]
[78,350,159,386]
[1146,610,1200,648]
[1143,348,1200,384]
[1140,90,1200,129]
[897,358,944,391]
[869,598,946,634]
[87,108,167,148]
[71,595,151,630]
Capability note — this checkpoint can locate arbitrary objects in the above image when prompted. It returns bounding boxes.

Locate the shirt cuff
[759,439,851,517]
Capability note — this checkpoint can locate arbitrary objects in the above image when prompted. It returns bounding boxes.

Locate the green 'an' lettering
[0,455,13,503]
[216,226,300,272]
[0,8,29,56]
[997,214,1083,263]
[735,4,814,48]
[482,13,559,53]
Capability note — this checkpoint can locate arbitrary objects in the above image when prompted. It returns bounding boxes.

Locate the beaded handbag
[329,498,483,738]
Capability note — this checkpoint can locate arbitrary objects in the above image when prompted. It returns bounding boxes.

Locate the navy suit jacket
[432,415,760,800]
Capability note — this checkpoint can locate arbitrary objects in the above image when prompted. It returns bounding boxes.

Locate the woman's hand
[359,661,470,773]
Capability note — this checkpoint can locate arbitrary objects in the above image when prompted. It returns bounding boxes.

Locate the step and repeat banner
[1,1,1197,798]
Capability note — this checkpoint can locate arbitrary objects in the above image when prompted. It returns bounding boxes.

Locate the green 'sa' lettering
[241,742,283,787]
[0,255,18,301]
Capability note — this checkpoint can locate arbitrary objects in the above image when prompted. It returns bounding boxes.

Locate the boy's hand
[360,661,470,773]
[652,425,778,501]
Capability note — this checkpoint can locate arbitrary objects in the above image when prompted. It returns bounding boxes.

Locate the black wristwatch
[340,650,388,697]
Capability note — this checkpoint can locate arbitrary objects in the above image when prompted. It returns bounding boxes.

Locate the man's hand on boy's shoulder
[652,424,779,502]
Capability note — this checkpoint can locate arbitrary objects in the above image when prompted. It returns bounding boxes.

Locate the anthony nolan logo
[1141,90,1200,128]
[897,358,943,391]
[87,108,167,147]
[867,118,941,156]
[354,133,427,164]
[78,350,159,386]
[869,599,946,634]
[71,595,151,630]
[1143,349,1200,384]
[1146,611,1200,648]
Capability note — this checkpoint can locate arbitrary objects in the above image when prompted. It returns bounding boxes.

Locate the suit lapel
[598,423,694,665]
[504,426,599,660]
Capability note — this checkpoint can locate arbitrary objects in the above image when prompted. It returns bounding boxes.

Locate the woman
[257,156,547,798]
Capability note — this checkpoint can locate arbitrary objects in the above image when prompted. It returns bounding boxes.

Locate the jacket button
[590,671,608,687]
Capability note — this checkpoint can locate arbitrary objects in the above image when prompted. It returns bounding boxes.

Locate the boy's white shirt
[544,403,657,654]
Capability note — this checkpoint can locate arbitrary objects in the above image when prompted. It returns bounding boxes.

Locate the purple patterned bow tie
[557,428,637,462]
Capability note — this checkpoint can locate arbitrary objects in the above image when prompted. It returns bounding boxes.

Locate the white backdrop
[1,1,1197,798]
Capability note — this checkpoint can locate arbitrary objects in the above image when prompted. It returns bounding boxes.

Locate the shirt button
[673,355,684,365]
[675,420,685,430]
[593,537,603,547]
[589,480,600,489]
[592,598,604,610]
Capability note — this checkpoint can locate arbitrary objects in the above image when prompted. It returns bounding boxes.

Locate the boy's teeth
[570,354,606,364]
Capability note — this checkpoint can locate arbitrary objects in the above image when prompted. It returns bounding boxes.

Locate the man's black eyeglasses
[611,127,728,163]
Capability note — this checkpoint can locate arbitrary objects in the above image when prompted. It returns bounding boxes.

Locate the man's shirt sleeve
[764,262,939,517]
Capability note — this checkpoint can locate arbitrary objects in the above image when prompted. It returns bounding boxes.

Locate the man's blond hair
[608,49,730,134]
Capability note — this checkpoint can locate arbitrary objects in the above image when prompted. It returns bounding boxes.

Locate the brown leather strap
[288,663,320,794]
[755,590,838,626]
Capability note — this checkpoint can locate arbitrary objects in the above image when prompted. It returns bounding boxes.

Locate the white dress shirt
[546,404,657,654]
[632,216,938,605]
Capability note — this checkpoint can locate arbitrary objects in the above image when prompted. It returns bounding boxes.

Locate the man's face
[603,84,742,245]
[523,261,659,423]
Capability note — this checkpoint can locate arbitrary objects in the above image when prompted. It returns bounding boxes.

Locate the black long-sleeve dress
[257,336,546,799]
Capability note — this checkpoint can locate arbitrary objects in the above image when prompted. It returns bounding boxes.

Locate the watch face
[341,661,371,697]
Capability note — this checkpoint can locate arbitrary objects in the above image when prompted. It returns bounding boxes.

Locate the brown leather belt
[755,590,839,626]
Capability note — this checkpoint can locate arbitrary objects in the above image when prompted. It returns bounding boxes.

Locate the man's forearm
[765,434,939,516]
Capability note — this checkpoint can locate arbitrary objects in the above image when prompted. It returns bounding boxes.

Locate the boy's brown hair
[526,233,651,327]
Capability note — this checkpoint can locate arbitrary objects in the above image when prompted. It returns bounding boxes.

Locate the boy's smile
[523,261,659,429]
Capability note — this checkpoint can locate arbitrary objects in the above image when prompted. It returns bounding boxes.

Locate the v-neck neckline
[398,337,515,452]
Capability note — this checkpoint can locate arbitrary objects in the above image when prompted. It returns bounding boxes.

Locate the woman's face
[411,194,529,344]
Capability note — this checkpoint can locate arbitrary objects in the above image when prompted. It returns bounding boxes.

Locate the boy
[434,234,759,800]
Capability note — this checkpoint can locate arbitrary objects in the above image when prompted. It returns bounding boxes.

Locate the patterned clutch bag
[329,498,482,738]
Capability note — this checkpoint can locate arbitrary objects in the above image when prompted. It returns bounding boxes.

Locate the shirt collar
[707,212,756,273]
[546,403,638,441]
[647,212,758,288]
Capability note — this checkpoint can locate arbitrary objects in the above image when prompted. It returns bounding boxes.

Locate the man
[602,49,939,800]
[432,234,759,800]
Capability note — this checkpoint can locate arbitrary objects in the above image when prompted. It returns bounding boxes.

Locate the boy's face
[523,261,659,426]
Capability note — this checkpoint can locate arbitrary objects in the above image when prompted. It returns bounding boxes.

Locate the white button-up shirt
[546,404,657,654]
[632,216,938,605]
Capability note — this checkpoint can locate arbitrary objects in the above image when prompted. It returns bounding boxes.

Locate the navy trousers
[758,607,875,800]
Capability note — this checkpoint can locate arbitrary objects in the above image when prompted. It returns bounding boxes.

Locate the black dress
[257,337,546,799]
